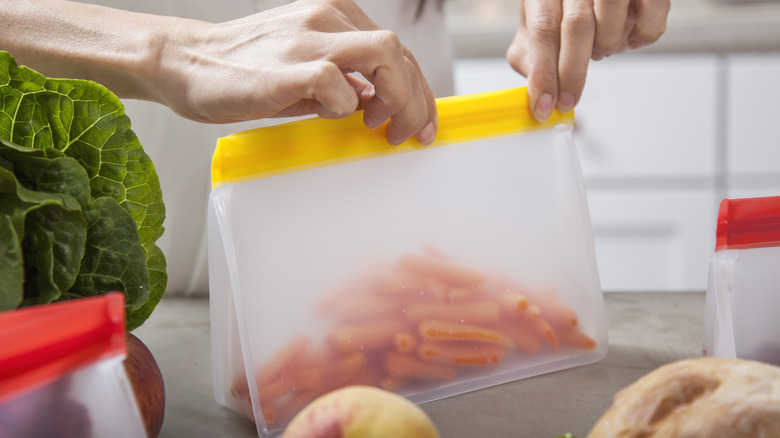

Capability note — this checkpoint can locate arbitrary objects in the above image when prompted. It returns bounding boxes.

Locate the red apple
[124,332,165,438]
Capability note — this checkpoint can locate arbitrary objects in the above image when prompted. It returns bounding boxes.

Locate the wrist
[0,0,171,103]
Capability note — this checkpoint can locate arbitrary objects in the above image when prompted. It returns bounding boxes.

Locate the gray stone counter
[133,292,706,438]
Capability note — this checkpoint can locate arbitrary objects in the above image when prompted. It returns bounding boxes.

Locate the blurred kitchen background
[446,0,780,292]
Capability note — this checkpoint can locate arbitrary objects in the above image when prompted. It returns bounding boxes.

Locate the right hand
[506,0,670,122]
[153,0,438,145]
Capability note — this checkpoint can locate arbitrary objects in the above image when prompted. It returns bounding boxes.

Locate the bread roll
[588,357,780,437]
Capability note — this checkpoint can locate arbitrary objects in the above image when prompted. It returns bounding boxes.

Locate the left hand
[506,0,670,122]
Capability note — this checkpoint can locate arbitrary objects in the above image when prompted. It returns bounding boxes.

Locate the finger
[373,52,434,145]
[408,50,438,146]
[284,1,436,144]
[592,0,631,59]
[516,0,563,122]
[299,0,382,31]
[329,30,433,145]
[558,0,596,113]
[614,8,637,54]
[345,73,376,110]
[269,60,360,119]
[627,0,670,49]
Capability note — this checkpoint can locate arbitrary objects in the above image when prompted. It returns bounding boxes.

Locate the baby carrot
[348,365,382,388]
[505,303,559,351]
[269,354,369,428]
[530,289,579,329]
[374,270,425,296]
[258,377,293,402]
[524,303,542,318]
[380,375,406,392]
[417,342,507,366]
[496,291,530,313]
[418,319,515,348]
[558,327,598,350]
[323,294,403,323]
[230,375,249,402]
[423,277,450,301]
[393,331,419,354]
[290,366,326,392]
[329,319,405,353]
[229,378,258,425]
[528,316,559,350]
[502,323,542,355]
[328,351,369,386]
[257,348,330,403]
[261,401,277,428]
[385,351,458,380]
[315,266,379,315]
[273,388,323,428]
[447,286,479,302]
[398,253,483,288]
[405,301,501,324]
[287,345,336,374]
[256,336,311,385]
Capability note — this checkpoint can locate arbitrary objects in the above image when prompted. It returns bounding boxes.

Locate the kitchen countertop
[133,291,706,438]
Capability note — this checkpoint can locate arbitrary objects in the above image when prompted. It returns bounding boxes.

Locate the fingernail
[557,92,576,113]
[629,40,646,50]
[534,93,554,123]
[416,121,436,146]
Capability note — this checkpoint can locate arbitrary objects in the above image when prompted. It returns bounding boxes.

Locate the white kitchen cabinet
[575,54,720,180]
[726,52,780,199]
[454,54,722,291]
[453,58,529,94]
[575,55,721,291]
[586,190,718,292]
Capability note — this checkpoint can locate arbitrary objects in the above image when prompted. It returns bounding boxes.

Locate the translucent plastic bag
[208,87,607,437]
[703,195,780,366]
[0,293,147,438]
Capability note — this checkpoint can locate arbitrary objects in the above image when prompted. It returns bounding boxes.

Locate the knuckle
[315,0,343,10]
[372,29,403,52]
[326,0,351,8]
[375,60,416,111]
[301,1,345,28]
[562,7,595,36]
[309,63,355,117]
[632,0,671,43]
[301,6,330,27]
[529,14,562,45]
[593,33,622,54]
[404,96,429,128]
[309,61,342,88]
[634,21,667,44]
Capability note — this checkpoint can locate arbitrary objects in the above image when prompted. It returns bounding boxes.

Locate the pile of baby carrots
[231,248,597,428]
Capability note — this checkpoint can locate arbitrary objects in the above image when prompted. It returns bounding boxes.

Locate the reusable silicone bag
[208,87,608,437]
[0,293,147,438]
[703,195,780,366]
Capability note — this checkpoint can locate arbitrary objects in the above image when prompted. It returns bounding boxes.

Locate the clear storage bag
[208,87,608,437]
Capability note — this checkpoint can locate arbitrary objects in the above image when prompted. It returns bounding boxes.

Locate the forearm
[0,0,438,145]
[0,0,181,102]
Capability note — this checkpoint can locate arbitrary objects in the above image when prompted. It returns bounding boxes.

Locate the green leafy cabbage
[0,51,166,330]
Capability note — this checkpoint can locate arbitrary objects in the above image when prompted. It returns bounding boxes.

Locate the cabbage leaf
[0,51,166,330]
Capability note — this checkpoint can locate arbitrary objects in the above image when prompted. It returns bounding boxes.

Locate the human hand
[506,0,670,122]
[153,0,437,145]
